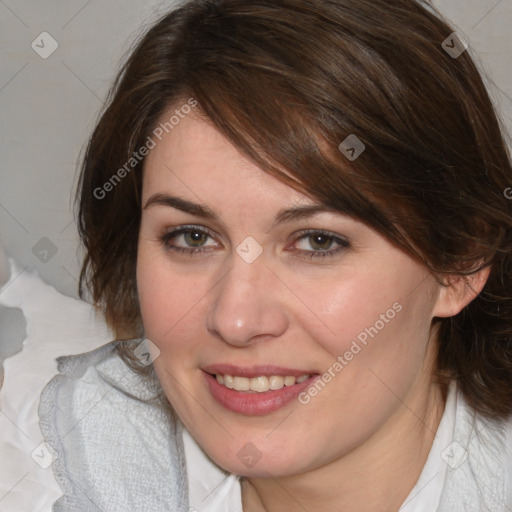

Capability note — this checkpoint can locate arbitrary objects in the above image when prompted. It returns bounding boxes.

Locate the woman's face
[137,109,446,477]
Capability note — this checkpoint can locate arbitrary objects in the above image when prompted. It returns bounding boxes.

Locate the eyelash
[159,225,350,260]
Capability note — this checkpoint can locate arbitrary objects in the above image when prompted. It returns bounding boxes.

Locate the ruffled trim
[38,340,189,511]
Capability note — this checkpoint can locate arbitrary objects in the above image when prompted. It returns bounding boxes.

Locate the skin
[136,108,489,512]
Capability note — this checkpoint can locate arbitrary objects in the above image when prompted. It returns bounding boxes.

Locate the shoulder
[39,340,190,512]
[437,384,512,511]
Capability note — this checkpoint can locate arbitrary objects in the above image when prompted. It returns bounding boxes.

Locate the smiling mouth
[203,370,320,415]
[212,373,311,393]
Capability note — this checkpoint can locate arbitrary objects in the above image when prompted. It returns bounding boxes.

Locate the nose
[205,252,289,347]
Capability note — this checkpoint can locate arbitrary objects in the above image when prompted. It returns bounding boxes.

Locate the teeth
[269,375,285,390]
[215,374,310,392]
[233,376,250,391]
[284,376,296,386]
[250,376,269,392]
[224,375,234,389]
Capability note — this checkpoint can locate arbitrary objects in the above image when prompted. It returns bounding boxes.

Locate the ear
[432,265,491,318]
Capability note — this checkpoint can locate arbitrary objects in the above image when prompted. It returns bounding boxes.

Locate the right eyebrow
[143,193,219,221]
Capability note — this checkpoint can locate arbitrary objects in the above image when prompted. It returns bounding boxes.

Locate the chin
[202,440,309,479]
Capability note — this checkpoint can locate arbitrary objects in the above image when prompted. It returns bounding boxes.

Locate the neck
[242,379,447,512]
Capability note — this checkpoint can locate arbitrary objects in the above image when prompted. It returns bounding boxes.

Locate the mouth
[202,365,319,415]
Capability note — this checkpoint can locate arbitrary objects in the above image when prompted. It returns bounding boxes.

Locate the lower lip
[204,372,319,416]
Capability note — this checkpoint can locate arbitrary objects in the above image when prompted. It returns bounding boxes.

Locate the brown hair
[77,0,512,419]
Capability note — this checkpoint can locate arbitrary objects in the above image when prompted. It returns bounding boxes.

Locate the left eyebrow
[143,193,342,227]
[270,204,343,229]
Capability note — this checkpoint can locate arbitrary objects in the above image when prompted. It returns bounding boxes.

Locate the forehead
[142,111,312,208]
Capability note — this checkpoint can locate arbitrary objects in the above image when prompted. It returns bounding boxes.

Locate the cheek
[295,267,437,408]
[137,255,170,338]
[289,268,404,361]
[136,244,213,373]
[138,244,193,334]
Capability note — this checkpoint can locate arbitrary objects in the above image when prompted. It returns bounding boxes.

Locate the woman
[40,0,512,510]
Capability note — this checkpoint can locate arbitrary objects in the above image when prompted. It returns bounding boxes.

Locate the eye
[159,225,218,255]
[291,230,350,259]
[159,226,350,260]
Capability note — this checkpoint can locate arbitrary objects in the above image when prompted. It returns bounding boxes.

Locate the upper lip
[202,364,318,378]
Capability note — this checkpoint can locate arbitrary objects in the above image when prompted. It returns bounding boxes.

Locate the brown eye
[160,225,218,255]
[308,234,336,251]
[293,230,350,260]
[183,230,209,247]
